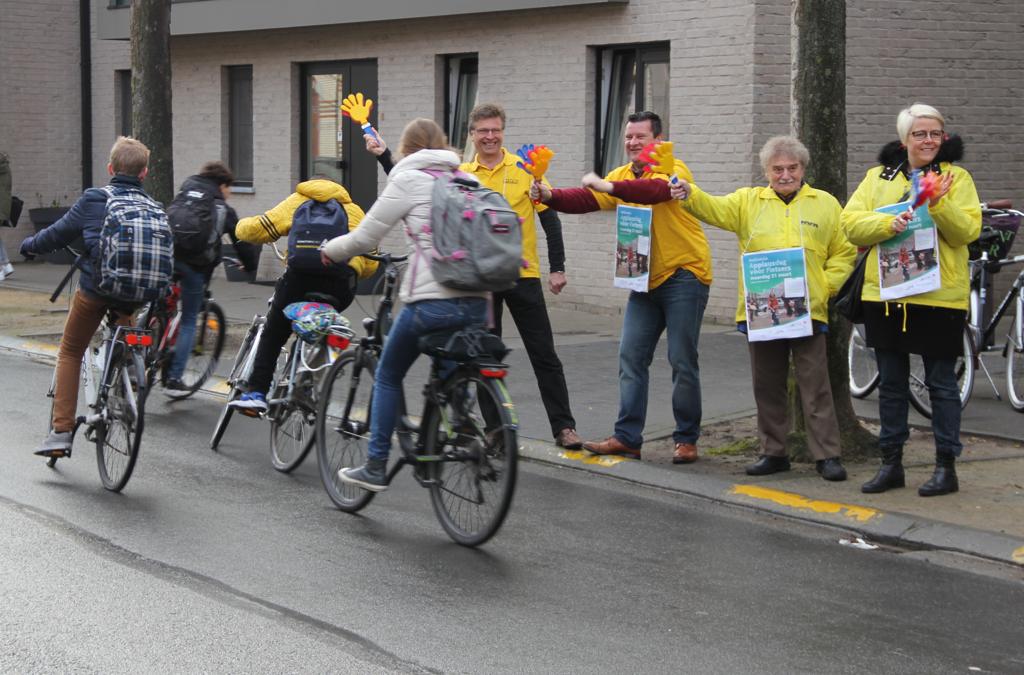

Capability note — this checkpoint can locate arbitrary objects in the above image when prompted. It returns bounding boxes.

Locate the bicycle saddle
[303,292,341,308]
[418,329,509,362]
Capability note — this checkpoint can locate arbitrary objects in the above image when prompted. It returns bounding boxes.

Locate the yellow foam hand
[637,141,676,176]
[340,92,374,126]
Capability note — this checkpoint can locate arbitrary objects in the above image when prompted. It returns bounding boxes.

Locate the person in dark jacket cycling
[21,137,160,457]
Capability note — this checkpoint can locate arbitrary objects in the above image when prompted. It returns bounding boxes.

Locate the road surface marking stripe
[730,485,879,522]
[1013,546,1024,564]
[559,450,629,466]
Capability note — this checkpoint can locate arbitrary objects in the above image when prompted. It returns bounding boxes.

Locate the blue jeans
[168,261,206,380]
[615,268,709,448]
[875,347,963,456]
[367,297,488,461]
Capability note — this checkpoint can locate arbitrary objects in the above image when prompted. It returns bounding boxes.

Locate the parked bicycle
[209,292,354,473]
[43,264,151,491]
[136,274,226,399]
[848,200,1024,416]
[315,252,519,547]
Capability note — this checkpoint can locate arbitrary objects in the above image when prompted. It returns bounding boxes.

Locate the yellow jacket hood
[295,179,354,205]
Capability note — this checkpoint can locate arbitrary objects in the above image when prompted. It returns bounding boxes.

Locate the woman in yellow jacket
[842,103,980,497]
[592,136,856,481]
[229,178,378,413]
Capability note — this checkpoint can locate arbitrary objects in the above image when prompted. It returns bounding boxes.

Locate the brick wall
[0,0,82,254]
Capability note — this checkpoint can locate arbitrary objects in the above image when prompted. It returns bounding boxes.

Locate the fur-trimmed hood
[877,134,964,180]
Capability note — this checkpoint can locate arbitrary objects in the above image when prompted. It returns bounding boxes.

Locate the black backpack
[287,198,349,274]
[167,179,219,267]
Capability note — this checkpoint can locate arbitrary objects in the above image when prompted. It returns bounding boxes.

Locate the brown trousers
[52,290,132,432]
[747,332,841,461]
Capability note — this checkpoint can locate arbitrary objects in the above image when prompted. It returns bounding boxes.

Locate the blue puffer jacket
[21,174,145,297]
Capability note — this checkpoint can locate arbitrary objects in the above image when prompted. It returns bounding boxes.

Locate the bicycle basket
[969,212,1020,261]
[283,301,350,344]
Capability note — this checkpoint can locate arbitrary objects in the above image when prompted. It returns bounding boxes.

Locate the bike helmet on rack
[283,301,350,344]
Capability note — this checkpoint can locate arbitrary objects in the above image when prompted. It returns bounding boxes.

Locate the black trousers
[492,277,575,436]
[248,268,355,395]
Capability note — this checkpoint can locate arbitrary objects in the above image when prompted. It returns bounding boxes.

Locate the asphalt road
[1,350,1022,674]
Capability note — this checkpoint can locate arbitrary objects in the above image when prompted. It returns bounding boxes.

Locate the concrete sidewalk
[1,259,1022,570]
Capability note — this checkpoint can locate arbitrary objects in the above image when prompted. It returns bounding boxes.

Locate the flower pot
[29,207,83,264]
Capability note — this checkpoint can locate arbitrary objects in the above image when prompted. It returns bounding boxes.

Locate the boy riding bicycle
[228,176,378,414]
[21,137,170,457]
[164,161,237,392]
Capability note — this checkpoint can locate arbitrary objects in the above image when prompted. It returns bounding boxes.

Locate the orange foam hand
[637,141,676,176]
[340,92,374,126]
[913,171,942,209]
[515,144,555,180]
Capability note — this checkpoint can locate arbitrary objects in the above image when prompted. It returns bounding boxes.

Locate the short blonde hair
[759,136,809,175]
[109,136,150,176]
[397,118,451,157]
[896,103,945,144]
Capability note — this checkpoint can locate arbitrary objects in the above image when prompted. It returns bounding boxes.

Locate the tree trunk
[791,0,876,460]
[130,0,173,206]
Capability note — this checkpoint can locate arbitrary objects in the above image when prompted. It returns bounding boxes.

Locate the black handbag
[4,196,22,227]
[835,250,869,322]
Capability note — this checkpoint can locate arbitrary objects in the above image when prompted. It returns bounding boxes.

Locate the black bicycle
[314,253,519,547]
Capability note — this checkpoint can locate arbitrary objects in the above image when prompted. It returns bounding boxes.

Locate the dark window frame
[594,42,670,175]
[116,69,132,138]
[227,64,254,188]
[443,53,479,158]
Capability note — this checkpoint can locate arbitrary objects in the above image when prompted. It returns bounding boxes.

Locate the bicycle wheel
[424,371,518,547]
[1005,297,1024,412]
[166,300,226,400]
[95,346,146,492]
[138,308,166,389]
[210,317,261,450]
[316,351,377,512]
[268,354,317,473]
[848,323,879,398]
[909,328,974,418]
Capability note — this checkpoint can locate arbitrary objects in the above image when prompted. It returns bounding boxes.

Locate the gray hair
[759,136,809,175]
[896,103,945,144]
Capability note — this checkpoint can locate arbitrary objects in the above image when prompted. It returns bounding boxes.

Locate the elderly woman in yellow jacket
[842,103,981,497]
[592,136,855,481]
[229,178,378,414]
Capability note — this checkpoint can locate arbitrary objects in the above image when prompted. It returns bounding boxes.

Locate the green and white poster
[614,205,652,292]
[876,199,941,300]
[741,247,812,342]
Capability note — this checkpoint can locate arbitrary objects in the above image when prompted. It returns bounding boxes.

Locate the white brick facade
[5,0,1023,321]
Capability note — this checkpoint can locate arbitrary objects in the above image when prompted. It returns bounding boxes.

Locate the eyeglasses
[471,127,504,136]
[910,130,945,141]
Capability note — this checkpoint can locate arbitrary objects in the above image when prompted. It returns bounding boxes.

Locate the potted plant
[28,193,81,264]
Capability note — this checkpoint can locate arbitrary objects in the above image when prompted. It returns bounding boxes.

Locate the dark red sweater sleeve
[546,187,601,213]
[609,179,673,204]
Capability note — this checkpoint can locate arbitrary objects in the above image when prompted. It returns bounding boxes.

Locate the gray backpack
[417,169,523,292]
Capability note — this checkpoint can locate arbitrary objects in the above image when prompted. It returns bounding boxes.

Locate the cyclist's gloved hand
[19,236,35,260]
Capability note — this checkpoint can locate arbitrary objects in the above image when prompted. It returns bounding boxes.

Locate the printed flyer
[876,199,941,300]
[614,205,652,292]
[741,247,812,342]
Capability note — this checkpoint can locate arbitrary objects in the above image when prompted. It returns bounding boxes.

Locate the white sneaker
[2,263,12,276]
[0,269,6,282]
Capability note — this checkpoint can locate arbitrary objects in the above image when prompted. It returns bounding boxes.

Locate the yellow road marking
[1013,547,1024,565]
[559,450,629,466]
[730,485,879,522]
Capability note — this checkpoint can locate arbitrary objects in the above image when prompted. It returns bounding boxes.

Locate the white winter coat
[322,149,489,304]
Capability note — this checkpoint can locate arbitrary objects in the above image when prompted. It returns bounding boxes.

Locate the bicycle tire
[268,349,317,473]
[138,309,166,389]
[166,300,226,400]
[1006,297,1024,412]
[316,350,377,512]
[95,346,146,492]
[847,323,879,398]
[908,328,974,418]
[45,374,59,468]
[210,317,261,450]
[424,371,518,547]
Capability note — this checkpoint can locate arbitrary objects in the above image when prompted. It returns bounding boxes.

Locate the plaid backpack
[94,185,174,303]
[417,169,523,292]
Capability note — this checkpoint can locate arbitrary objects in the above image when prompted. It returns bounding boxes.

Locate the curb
[3,334,1021,568]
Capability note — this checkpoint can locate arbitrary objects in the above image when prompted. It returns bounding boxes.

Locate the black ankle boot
[918,450,958,497]
[861,446,905,494]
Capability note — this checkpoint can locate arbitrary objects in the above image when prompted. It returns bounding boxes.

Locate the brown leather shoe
[672,442,698,464]
[555,428,583,449]
[583,436,641,460]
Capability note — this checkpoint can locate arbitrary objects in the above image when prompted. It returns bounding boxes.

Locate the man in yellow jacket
[534,111,712,464]
[230,178,378,413]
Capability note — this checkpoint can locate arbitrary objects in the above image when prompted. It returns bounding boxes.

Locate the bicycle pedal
[238,408,264,419]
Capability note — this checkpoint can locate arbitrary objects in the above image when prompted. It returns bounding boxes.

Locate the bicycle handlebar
[361,252,410,264]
